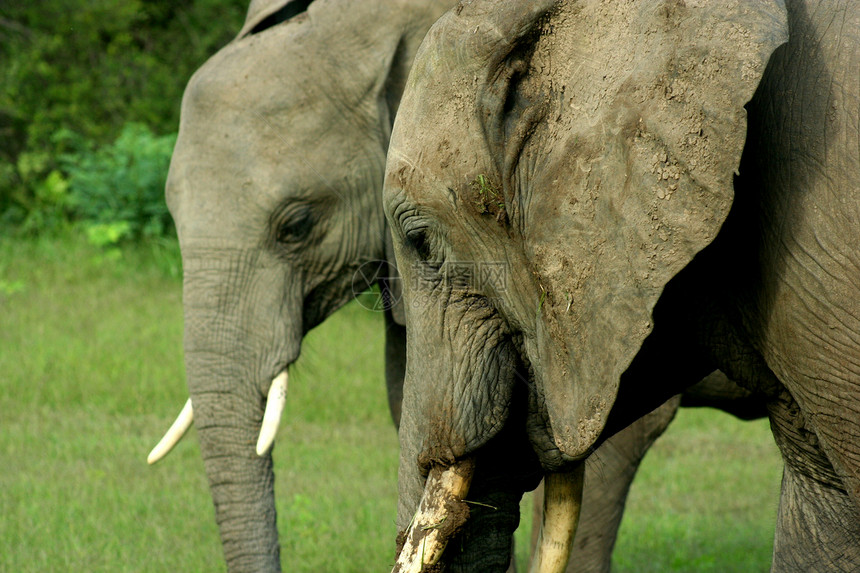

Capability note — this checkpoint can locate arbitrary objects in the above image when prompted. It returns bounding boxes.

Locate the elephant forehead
[391,51,488,187]
[385,148,443,197]
[183,36,326,129]
[183,0,386,128]
[386,118,491,214]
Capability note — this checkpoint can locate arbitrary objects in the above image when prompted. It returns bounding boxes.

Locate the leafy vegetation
[60,123,178,242]
[0,0,247,235]
[0,237,783,571]
[470,173,507,223]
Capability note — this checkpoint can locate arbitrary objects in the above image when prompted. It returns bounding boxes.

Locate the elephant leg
[528,396,681,573]
[767,389,860,572]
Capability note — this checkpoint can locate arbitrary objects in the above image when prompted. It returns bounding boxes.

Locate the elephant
[145,0,772,571]
[147,0,451,570]
[384,0,860,571]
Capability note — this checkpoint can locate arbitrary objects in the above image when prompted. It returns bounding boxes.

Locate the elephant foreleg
[767,389,860,572]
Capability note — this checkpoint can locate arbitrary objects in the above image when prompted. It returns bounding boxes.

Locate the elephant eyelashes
[275,205,314,244]
[405,228,433,262]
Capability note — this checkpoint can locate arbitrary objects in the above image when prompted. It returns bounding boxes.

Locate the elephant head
[149,0,449,570]
[384,1,787,570]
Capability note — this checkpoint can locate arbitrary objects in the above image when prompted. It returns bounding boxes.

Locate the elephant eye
[275,204,314,244]
[405,228,433,262]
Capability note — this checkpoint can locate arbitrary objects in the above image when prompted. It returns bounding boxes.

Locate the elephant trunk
[185,349,281,572]
[181,251,295,572]
[394,379,544,571]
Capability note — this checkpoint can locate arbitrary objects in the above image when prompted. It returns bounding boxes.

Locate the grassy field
[0,235,783,572]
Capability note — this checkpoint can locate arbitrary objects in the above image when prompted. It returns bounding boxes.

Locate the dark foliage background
[0,0,247,240]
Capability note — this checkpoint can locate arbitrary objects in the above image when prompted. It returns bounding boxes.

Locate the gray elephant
[147,0,450,570]
[385,0,860,571]
[146,0,770,571]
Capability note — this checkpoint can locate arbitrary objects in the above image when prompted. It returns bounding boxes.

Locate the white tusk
[147,398,194,465]
[528,465,585,573]
[256,371,289,456]
[392,459,475,573]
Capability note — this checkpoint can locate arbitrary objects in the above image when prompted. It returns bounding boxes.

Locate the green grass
[514,409,782,573]
[609,408,782,572]
[0,235,782,571]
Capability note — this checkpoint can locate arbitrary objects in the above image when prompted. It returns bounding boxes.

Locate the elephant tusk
[392,459,475,573]
[528,465,585,573]
[256,371,289,456]
[147,398,194,465]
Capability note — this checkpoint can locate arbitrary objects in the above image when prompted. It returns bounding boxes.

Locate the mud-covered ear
[521,1,788,458]
[383,223,406,326]
[237,0,313,39]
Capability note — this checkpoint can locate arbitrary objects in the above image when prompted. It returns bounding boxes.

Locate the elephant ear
[237,0,313,39]
[508,1,789,457]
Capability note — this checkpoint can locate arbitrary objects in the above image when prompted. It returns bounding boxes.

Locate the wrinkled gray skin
[386,0,860,571]
[164,0,449,570]
[164,0,767,571]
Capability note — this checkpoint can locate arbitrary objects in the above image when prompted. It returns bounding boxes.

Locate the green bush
[0,0,247,236]
[59,123,177,243]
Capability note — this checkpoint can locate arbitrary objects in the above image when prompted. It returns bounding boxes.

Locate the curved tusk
[256,371,289,456]
[528,465,585,573]
[392,459,475,573]
[147,398,194,465]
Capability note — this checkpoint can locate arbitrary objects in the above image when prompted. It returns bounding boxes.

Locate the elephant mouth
[394,336,588,572]
[393,459,585,573]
